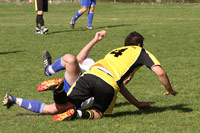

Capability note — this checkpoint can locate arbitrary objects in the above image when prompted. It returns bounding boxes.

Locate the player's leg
[2,93,67,114]
[70,7,88,29]
[52,108,102,121]
[35,0,48,34]
[3,93,45,113]
[63,54,81,86]
[42,103,66,114]
[70,0,90,29]
[43,50,65,76]
[44,29,101,76]
[87,0,96,29]
[52,73,115,121]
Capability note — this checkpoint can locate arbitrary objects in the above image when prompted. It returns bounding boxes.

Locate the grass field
[0,2,200,132]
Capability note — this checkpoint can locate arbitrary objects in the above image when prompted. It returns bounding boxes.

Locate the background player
[70,0,96,30]
[35,0,49,34]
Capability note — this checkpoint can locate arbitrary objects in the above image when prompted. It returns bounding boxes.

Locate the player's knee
[90,6,95,12]
[63,54,77,65]
[80,7,88,13]
[37,10,43,15]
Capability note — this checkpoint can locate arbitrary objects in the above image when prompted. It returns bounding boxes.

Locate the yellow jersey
[91,46,160,87]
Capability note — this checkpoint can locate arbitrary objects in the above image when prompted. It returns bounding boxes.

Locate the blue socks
[72,11,81,22]
[46,57,65,76]
[13,96,45,113]
[87,12,93,27]
[72,11,94,27]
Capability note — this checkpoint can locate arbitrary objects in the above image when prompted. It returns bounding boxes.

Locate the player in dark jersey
[35,0,49,34]
[47,31,178,121]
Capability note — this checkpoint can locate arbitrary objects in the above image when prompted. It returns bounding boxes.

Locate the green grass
[0,2,200,132]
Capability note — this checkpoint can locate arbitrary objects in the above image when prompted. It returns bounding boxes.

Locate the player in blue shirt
[2,31,107,114]
[70,0,96,30]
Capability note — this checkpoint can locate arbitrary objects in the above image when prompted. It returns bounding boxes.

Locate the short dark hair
[124,31,144,46]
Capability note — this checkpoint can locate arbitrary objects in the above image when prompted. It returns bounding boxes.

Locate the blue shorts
[81,0,96,7]
[64,77,71,93]
[63,72,82,93]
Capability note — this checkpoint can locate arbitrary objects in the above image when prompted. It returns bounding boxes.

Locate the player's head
[124,31,144,47]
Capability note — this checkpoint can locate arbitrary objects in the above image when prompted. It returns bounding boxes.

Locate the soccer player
[2,31,107,114]
[70,0,96,30]
[35,0,49,34]
[47,31,178,121]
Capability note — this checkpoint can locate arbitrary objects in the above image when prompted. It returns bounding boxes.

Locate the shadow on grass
[115,101,131,108]
[0,50,25,55]
[108,103,193,118]
[16,113,51,116]
[46,24,133,35]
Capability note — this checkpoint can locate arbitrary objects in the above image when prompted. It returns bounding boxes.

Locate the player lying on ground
[3,30,178,121]
[2,31,107,114]
[33,30,178,121]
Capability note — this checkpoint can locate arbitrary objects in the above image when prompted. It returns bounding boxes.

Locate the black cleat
[3,93,15,109]
[43,50,52,76]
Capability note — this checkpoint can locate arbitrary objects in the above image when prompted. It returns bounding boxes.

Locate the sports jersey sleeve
[79,57,95,72]
[140,49,161,69]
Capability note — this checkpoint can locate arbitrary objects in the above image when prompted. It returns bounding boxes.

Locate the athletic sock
[72,11,81,22]
[87,12,94,27]
[77,110,94,119]
[40,14,44,27]
[13,96,45,113]
[46,57,65,76]
[36,14,44,28]
[36,15,41,28]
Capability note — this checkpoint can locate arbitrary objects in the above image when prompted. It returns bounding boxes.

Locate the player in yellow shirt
[3,30,177,121]
[48,31,177,121]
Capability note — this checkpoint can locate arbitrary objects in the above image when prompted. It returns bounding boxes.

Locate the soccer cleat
[52,108,77,121]
[37,78,64,92]
[2,93,15,109]
[41,26,48,34]
[86,26,94,30]
[70,18,75,29]
[35,29,41,34]
[43,50,52,76]
[35,27,41,34]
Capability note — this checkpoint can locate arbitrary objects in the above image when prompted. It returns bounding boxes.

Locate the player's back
[96,46,143,85]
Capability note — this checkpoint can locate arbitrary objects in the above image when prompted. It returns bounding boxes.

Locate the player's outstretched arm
[120,84,152,110]
[151,65,178,96]
[76,30,106,64]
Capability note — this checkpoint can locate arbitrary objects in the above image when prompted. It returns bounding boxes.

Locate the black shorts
[68,74,115,113]
[35,0,48,12]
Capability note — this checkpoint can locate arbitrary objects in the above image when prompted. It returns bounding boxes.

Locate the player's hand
[94,30,106,41]
[164,90,178,96]
[137,102,153,110]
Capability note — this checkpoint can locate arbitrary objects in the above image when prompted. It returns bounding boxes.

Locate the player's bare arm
[120,84,152,110]
[151,65,178,96]
[76,30,106,64]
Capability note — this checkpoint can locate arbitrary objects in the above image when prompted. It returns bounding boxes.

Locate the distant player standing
[70,0,96,30]
[35,0,49,34]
